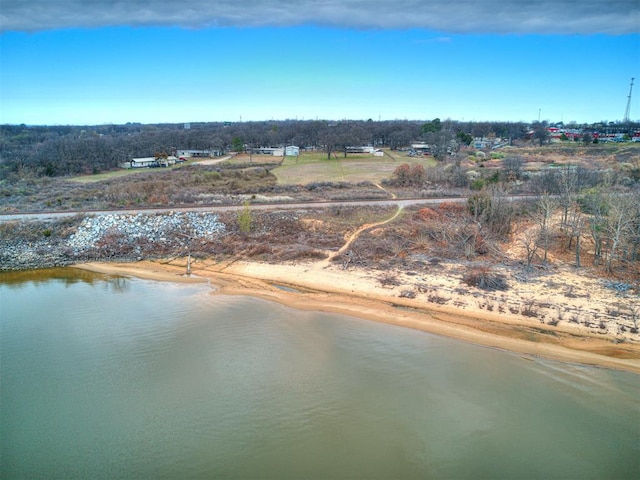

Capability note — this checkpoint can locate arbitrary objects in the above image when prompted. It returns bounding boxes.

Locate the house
[473,139,491,149]
[410,143,431,155]
[252,147,281,155]
[127,156,178,168]
[285,145,300,156]
[130,157,159,168]
[158,156,178,167]
[345,146,374,154]
[176,149,220,160]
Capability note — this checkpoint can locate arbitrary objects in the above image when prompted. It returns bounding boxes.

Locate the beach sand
[75,258,640,374]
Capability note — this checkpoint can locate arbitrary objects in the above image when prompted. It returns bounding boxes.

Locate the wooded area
[0,119,534,178]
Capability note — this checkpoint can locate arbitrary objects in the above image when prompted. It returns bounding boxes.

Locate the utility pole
[624,77,634,123]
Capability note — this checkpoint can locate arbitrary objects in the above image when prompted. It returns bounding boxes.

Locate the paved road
[0,194,542,223]
[0,197,477,223]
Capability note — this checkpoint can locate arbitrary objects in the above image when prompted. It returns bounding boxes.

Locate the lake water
[1,269,639,479]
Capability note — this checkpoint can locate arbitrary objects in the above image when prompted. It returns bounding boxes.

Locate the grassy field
[272,149,437,185]
[67,162,191,183]
[68,168,150,183]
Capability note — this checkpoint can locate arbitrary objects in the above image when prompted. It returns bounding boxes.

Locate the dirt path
[191,155,233,165]
[322,184,401,266]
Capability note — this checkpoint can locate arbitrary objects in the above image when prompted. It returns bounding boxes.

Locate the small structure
[285,145,300,156]
[127,156,178,169]
[345,146,374,154]
[473,139,491,149]
[373,149,384,157]
[410,143,431,155]
[252,147,280,155]
[158,156,178,167]
[130,157,159,168]
[176,149,220,160]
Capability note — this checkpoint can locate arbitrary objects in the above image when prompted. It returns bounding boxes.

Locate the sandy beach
[74,257,640,374]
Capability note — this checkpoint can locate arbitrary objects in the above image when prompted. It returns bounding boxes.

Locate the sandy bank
[74,259,640,374]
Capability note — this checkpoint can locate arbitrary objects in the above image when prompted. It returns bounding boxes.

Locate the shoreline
[74,259,640,375]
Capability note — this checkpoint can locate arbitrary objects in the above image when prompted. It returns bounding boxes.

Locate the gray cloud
[2,0,638,33]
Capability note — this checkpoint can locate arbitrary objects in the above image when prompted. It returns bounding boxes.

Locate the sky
[1,0,639,126]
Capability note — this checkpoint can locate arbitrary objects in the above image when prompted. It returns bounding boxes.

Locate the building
[130,157,159,168]
[410,143,431,155]
[126,156,178,169]
[252,147,279,155]
[345,146,374,154]
[285,145,300,156]
[176,149,220,160]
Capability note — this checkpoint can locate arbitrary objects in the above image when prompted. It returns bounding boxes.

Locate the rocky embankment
[1,212,226,271]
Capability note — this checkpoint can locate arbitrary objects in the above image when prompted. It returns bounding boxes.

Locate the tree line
[0,119,532,178]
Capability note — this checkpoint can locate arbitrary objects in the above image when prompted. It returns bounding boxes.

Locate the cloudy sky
[1,0,638,125]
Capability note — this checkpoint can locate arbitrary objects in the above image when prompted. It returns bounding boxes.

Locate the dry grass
[272,150,436,185]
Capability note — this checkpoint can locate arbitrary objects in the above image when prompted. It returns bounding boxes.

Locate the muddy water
[1,269,638,479]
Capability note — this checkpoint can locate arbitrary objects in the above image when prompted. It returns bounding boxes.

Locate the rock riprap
[69,212,226,250]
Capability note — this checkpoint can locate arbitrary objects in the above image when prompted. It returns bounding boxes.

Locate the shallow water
[1,269,639,479]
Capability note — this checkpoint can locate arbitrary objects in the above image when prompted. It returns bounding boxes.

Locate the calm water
[1,269,639,479]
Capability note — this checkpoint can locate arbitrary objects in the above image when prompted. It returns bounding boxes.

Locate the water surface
[1,269,638,479]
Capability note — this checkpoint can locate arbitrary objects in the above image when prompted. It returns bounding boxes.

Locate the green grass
[68,163,189,183]
[272,149,437,185]
[68,169,149,183]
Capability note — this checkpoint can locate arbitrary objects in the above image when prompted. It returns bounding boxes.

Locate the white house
[177,149,220,159]
[345,146,374,154]
[130,157,159,168]
[127,156,178,168]
[285,145,300,156]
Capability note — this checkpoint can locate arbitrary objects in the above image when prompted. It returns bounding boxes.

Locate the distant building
[252,147,279,155]
[410,143,431,155]
[473,139,491,149]
[285,145,300,156]
[126,156,177,168]
[130,157,159,168]
[176,149,220,160]
[345,146,374,154]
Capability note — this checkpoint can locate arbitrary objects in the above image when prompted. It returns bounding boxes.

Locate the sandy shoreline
[74,259,640,374]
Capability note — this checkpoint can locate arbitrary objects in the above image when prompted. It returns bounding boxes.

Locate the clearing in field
[272,150,437,185]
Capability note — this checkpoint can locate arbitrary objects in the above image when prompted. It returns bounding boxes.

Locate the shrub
[391,163,426,186]
[462,267,509,291]
[237,200,252,234]
[470,179,485,191]
[379,273,401,287]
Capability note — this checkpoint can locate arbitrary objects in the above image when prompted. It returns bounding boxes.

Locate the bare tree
[501,155,525,182]
[606,193,639,272]
[518,226,540,270]
[557,164,580,228]
[531,121,550,146]
[566,202,585,268]
[532,193,556,263]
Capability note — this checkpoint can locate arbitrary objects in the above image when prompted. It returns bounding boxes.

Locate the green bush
[470,179,485,191]
[238,201,252,234]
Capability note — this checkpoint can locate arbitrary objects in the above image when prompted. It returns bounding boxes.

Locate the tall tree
[421,118,442,135]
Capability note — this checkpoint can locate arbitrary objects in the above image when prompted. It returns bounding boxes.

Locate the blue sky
[1,1,638,125]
